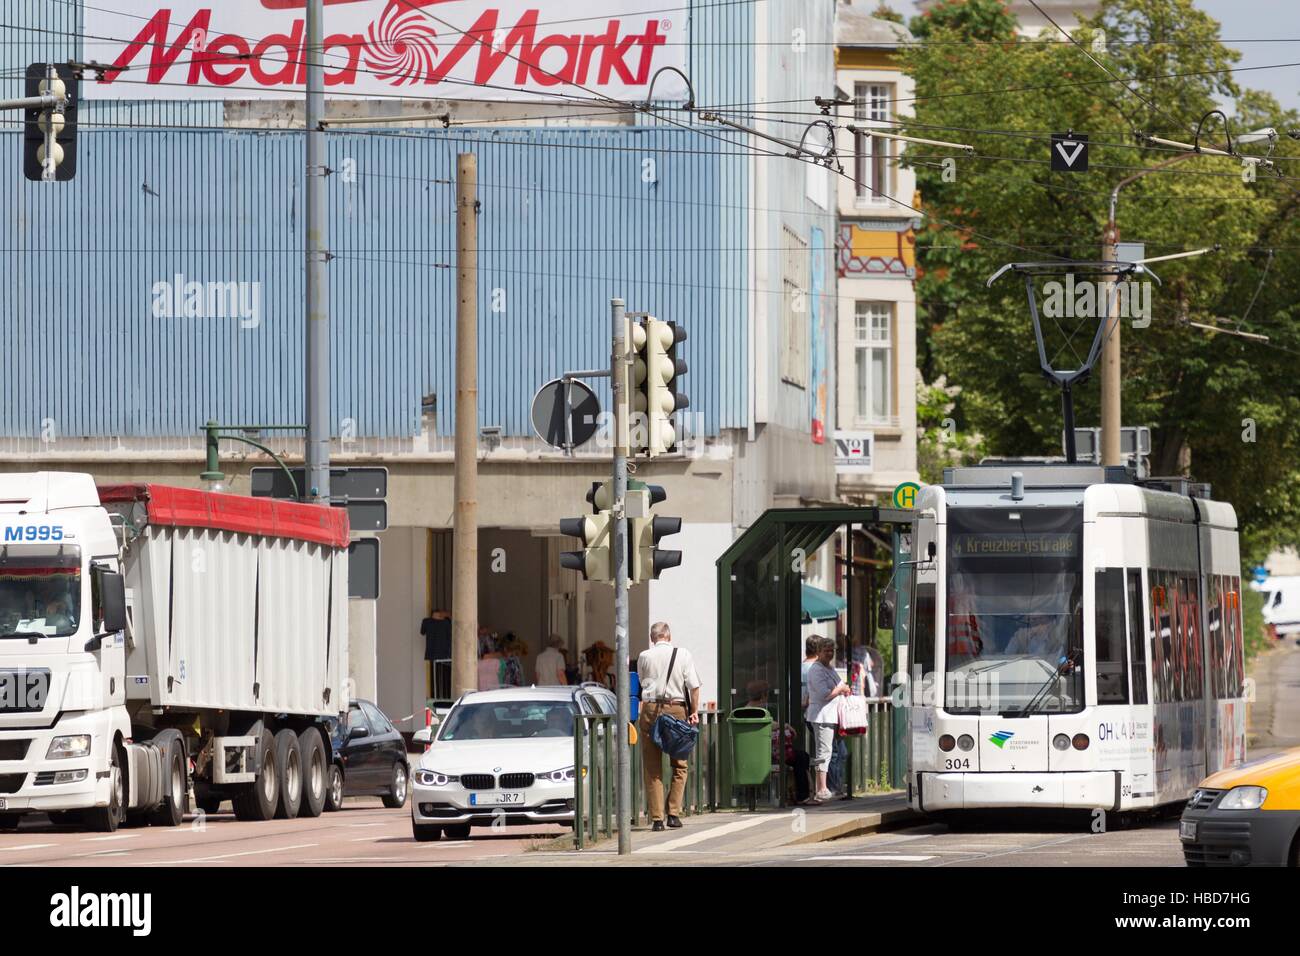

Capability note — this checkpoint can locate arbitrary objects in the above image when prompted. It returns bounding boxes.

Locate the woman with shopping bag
[804,636,851,804]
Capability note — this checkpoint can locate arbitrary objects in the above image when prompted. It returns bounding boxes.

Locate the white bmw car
[410,684,615,841]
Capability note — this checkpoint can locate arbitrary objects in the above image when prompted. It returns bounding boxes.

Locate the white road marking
[0,843,54,852]
[635,815,774,853]
[140,842,318,865]
[77,850,132,858]
[801,854,935,862]
[86,834,137,842]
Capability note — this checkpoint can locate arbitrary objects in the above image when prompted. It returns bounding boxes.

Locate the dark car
[324,699,410,811]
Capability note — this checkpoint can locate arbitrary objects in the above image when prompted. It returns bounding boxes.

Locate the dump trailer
[0,472,349,832]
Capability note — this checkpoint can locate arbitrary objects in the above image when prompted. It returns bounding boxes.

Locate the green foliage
[899,0,1300,556]
[871,3,905,26]
[1241,585,1269,663]
[916,374,987,484]
[910,0,1016,40]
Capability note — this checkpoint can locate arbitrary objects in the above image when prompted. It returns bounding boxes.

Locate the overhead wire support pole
[610,298,632,856]
[452,153,480,700]
[304,0,331,502]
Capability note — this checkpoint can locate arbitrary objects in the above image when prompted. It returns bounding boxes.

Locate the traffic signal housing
[559,511,612,582]
[627,482,682,583]
[632,317,688,457]
[24,63,77,182]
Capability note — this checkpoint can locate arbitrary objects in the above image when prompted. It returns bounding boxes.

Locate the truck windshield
[944,507,1083,715]
[0,545,82,638]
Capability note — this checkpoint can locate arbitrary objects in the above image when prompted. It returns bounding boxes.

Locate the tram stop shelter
[716,506,914,805]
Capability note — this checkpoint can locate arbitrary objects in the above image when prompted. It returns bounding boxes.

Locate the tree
[899,0,1300,562]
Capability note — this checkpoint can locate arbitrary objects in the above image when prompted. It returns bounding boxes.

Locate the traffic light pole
[610,298,632,856]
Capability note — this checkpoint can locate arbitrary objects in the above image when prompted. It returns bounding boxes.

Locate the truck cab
[0,472,132,828]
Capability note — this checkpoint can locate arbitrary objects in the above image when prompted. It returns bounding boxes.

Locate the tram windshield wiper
[1016,648,1081,716]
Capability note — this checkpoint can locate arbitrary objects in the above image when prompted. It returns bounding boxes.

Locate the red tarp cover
[96,484,350,549]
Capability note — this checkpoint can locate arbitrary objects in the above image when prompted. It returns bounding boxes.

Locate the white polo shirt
[637,640,701,703]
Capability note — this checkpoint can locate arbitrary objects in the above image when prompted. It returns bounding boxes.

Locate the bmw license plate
[1179,820,1197,842]
[469,792,523,806]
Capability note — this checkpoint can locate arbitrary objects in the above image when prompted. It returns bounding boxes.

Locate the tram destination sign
[951,533,1078,558]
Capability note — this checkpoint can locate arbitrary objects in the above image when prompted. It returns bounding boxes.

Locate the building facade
[1,0,841,723]
[832,2,919,503]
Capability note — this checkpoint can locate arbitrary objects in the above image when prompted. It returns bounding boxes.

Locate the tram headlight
[1071,733,1090,751]
[956,734,974,752]
[939,734,956,752]
[1052,734,1070,751]
[1218,786,1267,810]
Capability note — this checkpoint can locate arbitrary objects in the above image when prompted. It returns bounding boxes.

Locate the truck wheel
[297,727,326,818]
[149,731,189,827]
[412,822,443,842]
[85,742,126,833]
[382,762,408,809]
[273,728,302,819]
[324,764,344,812]
[233,729,278,822]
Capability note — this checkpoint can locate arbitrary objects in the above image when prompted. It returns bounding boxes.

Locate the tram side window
[1151,569,1173,704]
[1206,575,1223,698]
[1094,569,1129,704]
[1184,575,1204,700]
[1126,569,1148,705]
[911,582,936,683]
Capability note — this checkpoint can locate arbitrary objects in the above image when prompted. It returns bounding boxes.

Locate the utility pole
[1101,152,1195,466]
[304,0,330,501]
[452,153,480,699]
[611,298,632,856]
[1100,210,1121,467]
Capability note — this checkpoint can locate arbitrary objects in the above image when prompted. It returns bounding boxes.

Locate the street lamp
[201,420,305,499]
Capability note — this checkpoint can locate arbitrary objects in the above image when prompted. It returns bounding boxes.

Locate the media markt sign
[84,0,689,102]
[833,431,874,474]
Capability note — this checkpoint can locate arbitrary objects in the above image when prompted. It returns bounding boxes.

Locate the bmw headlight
[414,769,458,787]
[46,735,91,759]
[1218,786,1267,810]
[537,767,576,783]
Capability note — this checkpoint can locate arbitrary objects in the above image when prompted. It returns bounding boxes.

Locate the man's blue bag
[651,712,698,759]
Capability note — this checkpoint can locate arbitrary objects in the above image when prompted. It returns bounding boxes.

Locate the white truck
[0,472,350,832]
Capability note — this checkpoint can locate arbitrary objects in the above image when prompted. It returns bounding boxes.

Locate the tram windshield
[944,507,1083,714]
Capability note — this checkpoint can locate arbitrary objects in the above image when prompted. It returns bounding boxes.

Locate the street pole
[1100,211,1120,467]
[452,154,480,699]
[304,0,331,501]
[611,297,631,856]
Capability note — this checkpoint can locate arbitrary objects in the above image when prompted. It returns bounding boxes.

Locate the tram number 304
[944,758,971,770]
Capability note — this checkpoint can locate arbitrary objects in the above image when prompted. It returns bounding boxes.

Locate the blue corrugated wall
[0,1,757,438]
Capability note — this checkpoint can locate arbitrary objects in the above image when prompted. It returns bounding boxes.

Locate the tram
[905,461,1247,814]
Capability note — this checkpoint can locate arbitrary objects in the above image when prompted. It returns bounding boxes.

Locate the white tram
[906,462,1247,814]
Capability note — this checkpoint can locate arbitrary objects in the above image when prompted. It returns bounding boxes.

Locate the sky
[897,1,1300,114]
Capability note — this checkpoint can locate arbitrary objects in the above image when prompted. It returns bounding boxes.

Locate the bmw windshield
[0,545,82,638]
[944,507,1083,715]
[438,701,576,741]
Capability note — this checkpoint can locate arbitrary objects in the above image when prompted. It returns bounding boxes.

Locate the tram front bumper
[918,771,1119,812]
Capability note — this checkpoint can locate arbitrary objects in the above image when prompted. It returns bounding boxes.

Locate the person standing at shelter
[805,636,850,803]
[637,622,701,831]
[534,635,568,686]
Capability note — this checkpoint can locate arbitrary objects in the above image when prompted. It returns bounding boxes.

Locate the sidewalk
[498,791,917,865]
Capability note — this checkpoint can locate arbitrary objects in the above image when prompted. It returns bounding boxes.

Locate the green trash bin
[728,706,774,787]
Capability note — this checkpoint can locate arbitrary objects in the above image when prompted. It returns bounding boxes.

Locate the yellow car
[1180,748,1300,866]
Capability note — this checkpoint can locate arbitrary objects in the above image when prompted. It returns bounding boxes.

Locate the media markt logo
[989,730,1014,749]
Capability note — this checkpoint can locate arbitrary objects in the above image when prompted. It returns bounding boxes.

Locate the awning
[801,583,846,623]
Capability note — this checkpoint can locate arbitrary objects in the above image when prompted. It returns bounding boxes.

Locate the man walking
[636,621,700,831]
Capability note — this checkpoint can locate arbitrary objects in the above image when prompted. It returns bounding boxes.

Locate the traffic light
[24,63,77,182]
[559,511,612,582]
[630,317,688,458]
[627,482,682,583]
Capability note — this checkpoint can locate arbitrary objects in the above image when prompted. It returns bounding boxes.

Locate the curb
[787,806,921,846]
